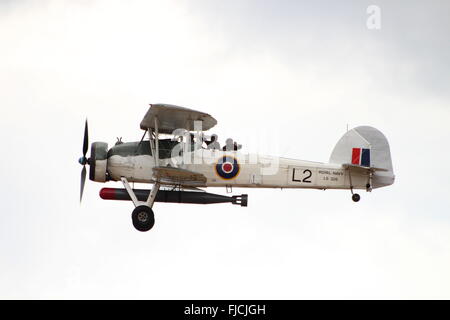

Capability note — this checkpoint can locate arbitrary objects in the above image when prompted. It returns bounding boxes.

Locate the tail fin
[329,126,395,188]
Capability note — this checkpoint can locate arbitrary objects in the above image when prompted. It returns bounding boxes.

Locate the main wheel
[352,193,361,202]
[132,205,155,232]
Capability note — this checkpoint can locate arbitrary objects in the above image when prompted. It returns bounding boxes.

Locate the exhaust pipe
[100,188,248,207]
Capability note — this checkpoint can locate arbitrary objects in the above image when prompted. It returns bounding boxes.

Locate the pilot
[207,134,221,150]
[223,138,234,151]
[200,134,210,149]
[233,141,242,151]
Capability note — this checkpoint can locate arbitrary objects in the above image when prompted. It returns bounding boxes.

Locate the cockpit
[107,139,180,159]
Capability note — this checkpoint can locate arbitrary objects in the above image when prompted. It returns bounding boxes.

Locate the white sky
[0,0,449,299]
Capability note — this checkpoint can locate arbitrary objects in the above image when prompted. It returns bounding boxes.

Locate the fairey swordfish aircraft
[78,104,395,232]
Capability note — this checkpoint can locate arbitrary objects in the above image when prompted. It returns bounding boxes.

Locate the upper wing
[342,163,388,174]
[140,103,217,133]
[152,166,207,186]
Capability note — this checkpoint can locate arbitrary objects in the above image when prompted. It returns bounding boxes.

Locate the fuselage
[105,141,394,190]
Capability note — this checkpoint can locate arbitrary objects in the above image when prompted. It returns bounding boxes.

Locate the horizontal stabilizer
[342,163,389,174]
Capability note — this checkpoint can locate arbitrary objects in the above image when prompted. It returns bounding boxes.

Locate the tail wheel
[132,205,155,232]
[352,193,361,202]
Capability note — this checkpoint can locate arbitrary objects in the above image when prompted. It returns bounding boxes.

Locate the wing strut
[154,117,159,165]
[147,116,160,167]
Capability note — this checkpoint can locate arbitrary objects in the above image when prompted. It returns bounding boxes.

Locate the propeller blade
[83,119,89,157]
[80,165,86,203]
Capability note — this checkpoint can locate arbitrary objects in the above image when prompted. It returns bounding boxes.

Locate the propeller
[78,119,89,202]
[80,166,86,203]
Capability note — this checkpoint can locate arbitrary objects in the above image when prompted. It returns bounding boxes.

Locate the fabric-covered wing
[152,166,207,186]
[140,103,217,133]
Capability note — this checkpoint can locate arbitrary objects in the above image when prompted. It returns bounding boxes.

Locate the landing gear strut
[348,168,360,202]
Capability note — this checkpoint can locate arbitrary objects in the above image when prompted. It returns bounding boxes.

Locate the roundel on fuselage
[215,156,240,180]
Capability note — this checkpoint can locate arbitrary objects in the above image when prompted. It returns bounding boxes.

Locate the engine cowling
[89,142,108,182]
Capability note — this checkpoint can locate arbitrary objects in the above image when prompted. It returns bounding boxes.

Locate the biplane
[78,104,395,232]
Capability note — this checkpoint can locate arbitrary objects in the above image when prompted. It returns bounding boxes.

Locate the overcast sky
[1,0,449,299]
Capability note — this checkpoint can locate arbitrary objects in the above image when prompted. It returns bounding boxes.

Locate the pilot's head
[211,134,217,142]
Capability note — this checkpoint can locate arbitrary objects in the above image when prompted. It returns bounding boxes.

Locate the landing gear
[348,167,361,203]
[121,177,161,232]
[132,205,155,232]
[122,122,163,232]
